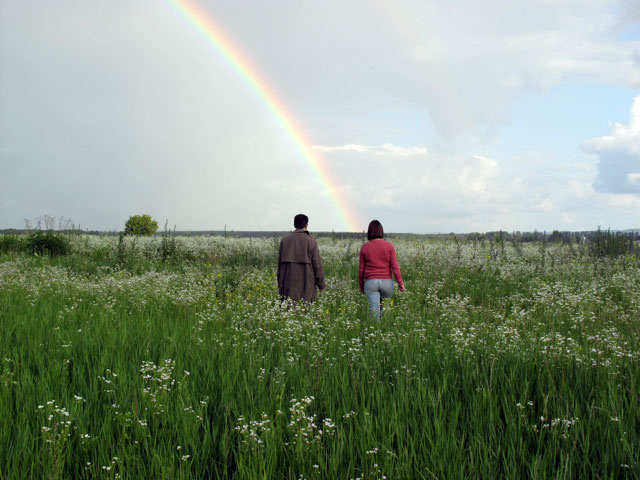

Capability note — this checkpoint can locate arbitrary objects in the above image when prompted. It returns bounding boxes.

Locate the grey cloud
[205,0,640,135]
[591,147,640,194]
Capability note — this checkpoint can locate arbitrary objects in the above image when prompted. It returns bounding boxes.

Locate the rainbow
[166,0,361,232]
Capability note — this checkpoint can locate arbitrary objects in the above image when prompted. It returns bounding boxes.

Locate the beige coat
[277,229,325,302]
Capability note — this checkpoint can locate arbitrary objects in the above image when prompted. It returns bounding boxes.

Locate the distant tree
[124,214,158,236]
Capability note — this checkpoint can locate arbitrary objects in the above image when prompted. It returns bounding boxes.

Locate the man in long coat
[277,214,325,302]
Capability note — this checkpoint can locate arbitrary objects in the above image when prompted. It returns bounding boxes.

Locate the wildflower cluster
[235,413,271,448]
[140,359,177,415]
[287,396,336,447]
[38,400,72,443]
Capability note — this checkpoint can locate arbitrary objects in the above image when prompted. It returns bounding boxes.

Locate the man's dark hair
[294,214,309,229]
[367,220,384,240]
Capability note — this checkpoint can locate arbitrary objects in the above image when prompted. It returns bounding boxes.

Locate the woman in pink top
[359,220,405,317]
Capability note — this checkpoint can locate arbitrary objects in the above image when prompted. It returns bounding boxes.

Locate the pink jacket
[358,239,404,292]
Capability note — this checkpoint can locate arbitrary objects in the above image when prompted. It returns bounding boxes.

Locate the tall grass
[0,235,638,478]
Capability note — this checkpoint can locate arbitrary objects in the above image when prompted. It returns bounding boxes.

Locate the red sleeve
[359,245,366,293]
[389,243,404,289]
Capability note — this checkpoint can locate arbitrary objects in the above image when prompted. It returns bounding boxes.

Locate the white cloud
[459,156,499,194]
[319,144,523,231]
[313,144,428,156]
[627,173,640,185]
[566,179,595,198]
[319,138,639,232]
[535,199,555,212]
[584,96,640,153]
[583,95,640,193]
[600,193,640,208]
[560,212,577,225]
[313,144,370,153]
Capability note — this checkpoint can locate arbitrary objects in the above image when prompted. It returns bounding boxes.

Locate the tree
[124,214,158,236]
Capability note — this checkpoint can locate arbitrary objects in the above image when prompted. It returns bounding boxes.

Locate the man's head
[294,214,309,229]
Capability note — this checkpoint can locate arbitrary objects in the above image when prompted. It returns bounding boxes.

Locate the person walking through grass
[277,214,325,303]
[359,220,405,317]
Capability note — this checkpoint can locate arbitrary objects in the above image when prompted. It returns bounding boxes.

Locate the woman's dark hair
[294,214,309,229]
[367,220,384,240]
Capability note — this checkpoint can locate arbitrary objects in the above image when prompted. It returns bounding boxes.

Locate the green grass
[0,235,639,479]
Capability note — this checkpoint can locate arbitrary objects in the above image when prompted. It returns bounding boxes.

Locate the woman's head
[367,220,384,240]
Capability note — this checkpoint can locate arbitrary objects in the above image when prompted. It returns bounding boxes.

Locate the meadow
[0,233,638,479]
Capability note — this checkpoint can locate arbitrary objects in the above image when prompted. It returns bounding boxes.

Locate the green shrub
[159,222,179,262]
[26,231,70,256]
[0,235,26,254]
[124,214,158,236]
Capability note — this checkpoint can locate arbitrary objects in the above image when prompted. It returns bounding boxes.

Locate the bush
[158,221,179,262]
[124,214,158,236]
[26,231,70,256]
[0,235,26,254]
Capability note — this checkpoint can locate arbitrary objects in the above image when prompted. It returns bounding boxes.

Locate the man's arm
[277,240,283,288]
[311,241,325,291]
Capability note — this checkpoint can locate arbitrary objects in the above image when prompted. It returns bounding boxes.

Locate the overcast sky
[1,0,639,233]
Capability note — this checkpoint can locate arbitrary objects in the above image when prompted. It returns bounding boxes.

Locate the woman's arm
[389,243,405,290]
[359,246,366,293]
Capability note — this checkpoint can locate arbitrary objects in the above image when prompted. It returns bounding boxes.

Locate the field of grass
[1,233,639,479]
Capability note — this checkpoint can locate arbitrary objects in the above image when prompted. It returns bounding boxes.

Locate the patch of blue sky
[614,23,640,41]
[602,1,640,41]
[490,83,638,161]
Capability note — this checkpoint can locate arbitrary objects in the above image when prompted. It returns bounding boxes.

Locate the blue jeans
[364,278,394,318]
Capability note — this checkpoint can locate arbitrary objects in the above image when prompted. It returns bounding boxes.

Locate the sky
[1,0,639,233]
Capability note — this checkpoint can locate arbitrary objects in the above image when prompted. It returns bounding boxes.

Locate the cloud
[171,0,640,136]
[583,95,640,193]
[313,143,427,156]
[602,193,640,207]
[535,199,555,212]
[560,212,577,225]
[321,140,638,232]
[317,144,514,231]
[628,173,640,185]
[612,0,640,32]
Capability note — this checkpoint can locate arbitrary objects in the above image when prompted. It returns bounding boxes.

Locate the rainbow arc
[167,0,361,232]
